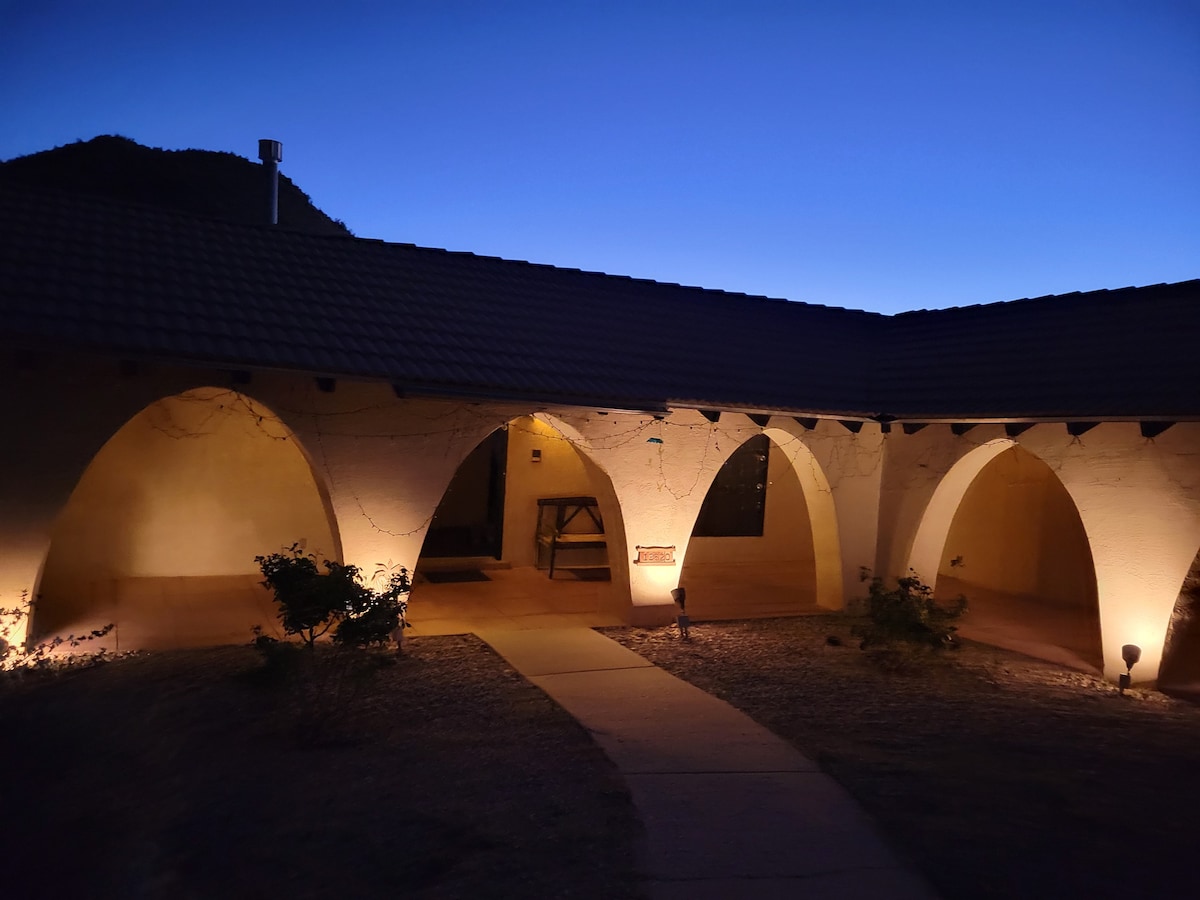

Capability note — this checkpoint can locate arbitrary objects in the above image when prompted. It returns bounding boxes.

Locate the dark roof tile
[1,183,1195,418]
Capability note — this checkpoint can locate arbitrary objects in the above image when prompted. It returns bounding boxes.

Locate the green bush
[852,572,967,651]
[2,592,115,672]
[334,566,411,649]
[255,545,410,649]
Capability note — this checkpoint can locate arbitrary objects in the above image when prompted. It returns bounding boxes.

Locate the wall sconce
[1119,644,1141,693]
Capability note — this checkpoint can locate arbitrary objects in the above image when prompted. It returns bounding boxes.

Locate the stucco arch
[909,438,1102,671]
[534,413,630,584]
[407,412,631,631]
[409,411,621,568]
[288,393,540,584]
[763,427,844,610]
[2,368,222,640]
[32,387,339,649]
[676,428,842,618]
[1158,546,1200,693]
[908,439,1017,589]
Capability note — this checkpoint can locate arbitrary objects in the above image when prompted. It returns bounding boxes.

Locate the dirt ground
[9,619,1200,900]
[606,616,1200,900]
[0,636,642,899]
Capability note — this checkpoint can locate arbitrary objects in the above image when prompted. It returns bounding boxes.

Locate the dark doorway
[422,428,508,558]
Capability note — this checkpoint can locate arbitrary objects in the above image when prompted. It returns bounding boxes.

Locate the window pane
[692,434,769,537]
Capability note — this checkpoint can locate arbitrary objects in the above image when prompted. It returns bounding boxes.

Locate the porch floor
[677,561,823,621]
[407,565,625,635]
[937,575,1104,674]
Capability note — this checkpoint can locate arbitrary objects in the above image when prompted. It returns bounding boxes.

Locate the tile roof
[1,183,1196,421]
[0,184,882,416]
[885,282,1200,420]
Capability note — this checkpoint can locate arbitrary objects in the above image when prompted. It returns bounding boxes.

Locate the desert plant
[852,572,967,651]
[255,545,410,649]
[334,564,410,649]
[1,592,115,675]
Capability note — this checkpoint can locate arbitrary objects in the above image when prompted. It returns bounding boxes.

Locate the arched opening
[919,442,1102,672]
[33,388,339,650]
[409,415,628,632]
[678,431,840,619]
[1158,548,1200,695]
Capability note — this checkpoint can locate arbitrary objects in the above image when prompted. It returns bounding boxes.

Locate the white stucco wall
[547,411,877,622]
[936,444,1095,607]
[685,435,815,565]
[1,357,216,645]
[34,388,337,639]
[501,416,599,567]
[6,352,1198,684]
[0,362,884,642]
[880,423,1200,681]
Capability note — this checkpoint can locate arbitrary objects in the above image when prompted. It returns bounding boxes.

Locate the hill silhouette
[0,135,352,236]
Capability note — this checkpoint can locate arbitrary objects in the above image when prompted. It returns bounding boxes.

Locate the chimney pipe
[257,139,283,225]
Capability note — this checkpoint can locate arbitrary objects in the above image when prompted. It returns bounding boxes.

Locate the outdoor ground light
[1119,643,1142,693]
[671,587,690,640]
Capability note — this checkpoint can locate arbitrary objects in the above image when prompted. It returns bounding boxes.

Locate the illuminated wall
[685,437,810,564]
[929,443,1102,669]
[885,424,1200,682]
[936,445,1095,608]
[681,435,817,618]
[1,360,880,645]
[34,388,337,646]
[545,412,875,624]
[501,416,600,567]
[1,355,220,648]
[1159,549,1200,689]
[272,385,526,584]
[7,354,1198,682]
[763,425,857,612]
[1053,424,1200,682]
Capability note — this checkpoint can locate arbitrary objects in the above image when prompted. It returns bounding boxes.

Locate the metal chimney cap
[258,139,282,163]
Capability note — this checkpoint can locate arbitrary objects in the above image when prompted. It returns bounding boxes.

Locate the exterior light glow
[1119,643,1142,693]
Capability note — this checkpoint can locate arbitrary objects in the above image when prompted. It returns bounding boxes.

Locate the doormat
[421,569,491,584]
[556,568,611,582]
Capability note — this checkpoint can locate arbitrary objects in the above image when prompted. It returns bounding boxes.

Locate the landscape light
[1119,643,1142,693]
[671,587,690,640]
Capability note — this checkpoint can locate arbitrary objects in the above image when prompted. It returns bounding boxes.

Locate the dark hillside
[0,135,352,236]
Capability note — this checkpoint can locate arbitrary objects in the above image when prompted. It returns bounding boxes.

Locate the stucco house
[2,151,1198,687]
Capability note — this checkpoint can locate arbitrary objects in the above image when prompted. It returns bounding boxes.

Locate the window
[692,435,769,537]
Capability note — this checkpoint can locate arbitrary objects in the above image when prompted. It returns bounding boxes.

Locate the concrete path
[479,627,937,900]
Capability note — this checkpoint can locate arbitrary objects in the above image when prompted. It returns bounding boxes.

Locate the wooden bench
[536,496,608,579]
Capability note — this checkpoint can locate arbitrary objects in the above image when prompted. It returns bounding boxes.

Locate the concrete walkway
[479,627,937,900]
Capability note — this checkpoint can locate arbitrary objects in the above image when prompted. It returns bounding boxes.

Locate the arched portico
[405,414,631,632]
[764,427,844,610]
[33,387,338,650]
[908,439,1015,591]
[677,428,842,619]
[908,439,1102,672]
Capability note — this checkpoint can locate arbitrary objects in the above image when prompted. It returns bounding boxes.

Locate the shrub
[1,592,115,676]
[852,572,967,651]
[255,545,410,649]
[334,566,410,649]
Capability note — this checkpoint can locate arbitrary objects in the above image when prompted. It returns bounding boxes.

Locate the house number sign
[634,545,676,566]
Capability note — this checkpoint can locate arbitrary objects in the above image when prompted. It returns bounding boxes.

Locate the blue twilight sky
[1,0,1196,313]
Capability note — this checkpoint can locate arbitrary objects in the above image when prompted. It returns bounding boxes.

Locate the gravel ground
[606,616,1200,900]
[0,636,642,899]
